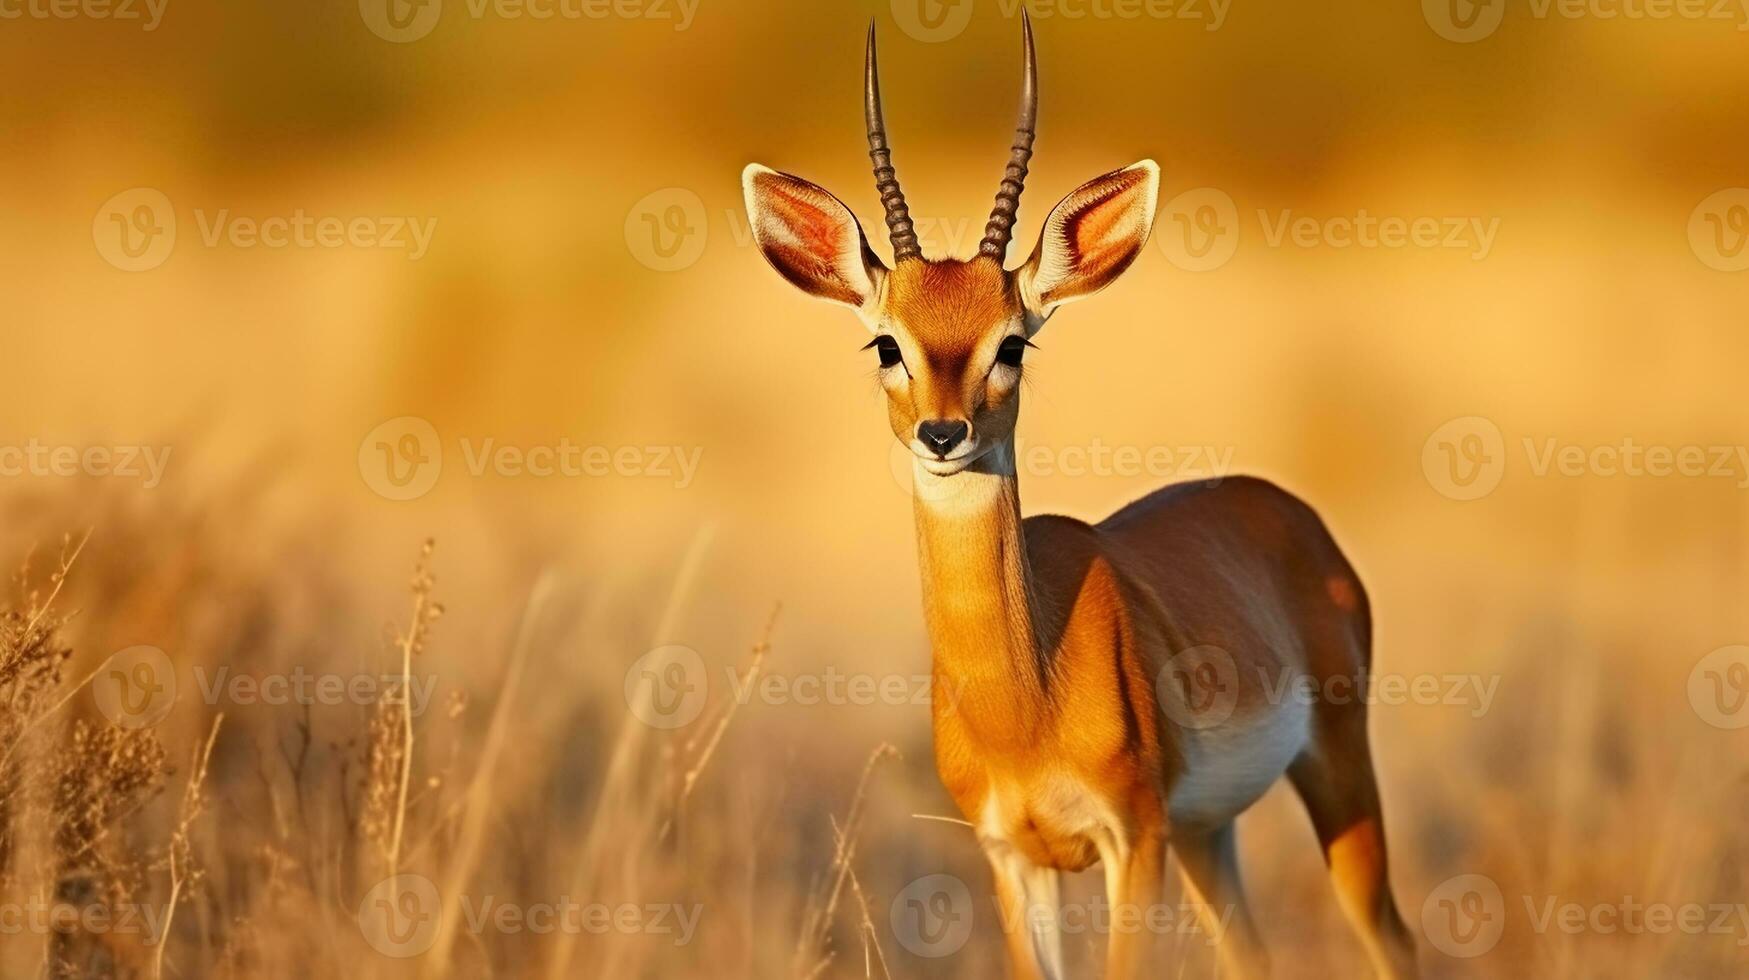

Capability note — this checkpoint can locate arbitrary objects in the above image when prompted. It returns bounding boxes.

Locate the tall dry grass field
[0,468,1745,978]
[4,0,1749,977]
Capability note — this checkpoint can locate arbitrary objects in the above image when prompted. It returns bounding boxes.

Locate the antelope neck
[911,441,1049,741]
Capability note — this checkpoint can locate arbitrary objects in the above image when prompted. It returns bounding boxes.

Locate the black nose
[917,420,969,458]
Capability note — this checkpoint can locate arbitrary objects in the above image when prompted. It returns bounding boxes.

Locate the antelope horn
[978,11,1038,262]
[866,22,921,262]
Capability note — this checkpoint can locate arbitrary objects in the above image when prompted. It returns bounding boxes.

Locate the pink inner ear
[1054,185,1137,291]
[757,175,863,307]
[1068,184,1133,261]
[766,179,846,265]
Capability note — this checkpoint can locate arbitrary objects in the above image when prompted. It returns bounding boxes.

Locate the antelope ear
[743,164,885,320]
[1018,160,1159,323]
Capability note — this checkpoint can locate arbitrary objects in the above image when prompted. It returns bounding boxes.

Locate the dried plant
[45,719,169,977]
[0,536,81,873]
[359,539,444,877]
[794,743,900,980]
[152,714,224,979]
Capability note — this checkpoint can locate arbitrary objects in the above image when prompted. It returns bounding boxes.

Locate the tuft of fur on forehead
[884,258,1020,354]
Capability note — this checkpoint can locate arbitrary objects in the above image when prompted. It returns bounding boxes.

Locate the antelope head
[743,16,1159,476]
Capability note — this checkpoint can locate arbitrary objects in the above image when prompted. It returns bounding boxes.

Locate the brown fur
[745,158,1416,980]
[879,259,1023,445]
[883,260,1417,980]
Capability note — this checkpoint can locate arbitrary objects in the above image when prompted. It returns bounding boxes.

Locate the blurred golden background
[2,0,1747,976]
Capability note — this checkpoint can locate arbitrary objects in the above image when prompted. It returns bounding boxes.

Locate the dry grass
[0,480,1744,980]
[0,486,923,979]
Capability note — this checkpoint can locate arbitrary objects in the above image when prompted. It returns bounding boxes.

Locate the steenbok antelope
[743,17,1418,980]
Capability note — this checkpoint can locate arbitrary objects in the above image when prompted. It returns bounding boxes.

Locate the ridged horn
[978,11,1038,262]
[865,22,921,262]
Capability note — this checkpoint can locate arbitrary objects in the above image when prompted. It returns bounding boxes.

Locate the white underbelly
[1166,695,1309,827]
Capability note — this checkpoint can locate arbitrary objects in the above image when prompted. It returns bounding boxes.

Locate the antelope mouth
[910,442,989,477]
[917,455,974,477]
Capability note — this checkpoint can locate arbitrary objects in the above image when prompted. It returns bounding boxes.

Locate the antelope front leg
[988,848,1064,980]
[1101,831,1164,980]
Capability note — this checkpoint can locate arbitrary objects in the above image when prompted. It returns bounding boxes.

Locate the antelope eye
[869,335,904,369]
[995,335,1029,368]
